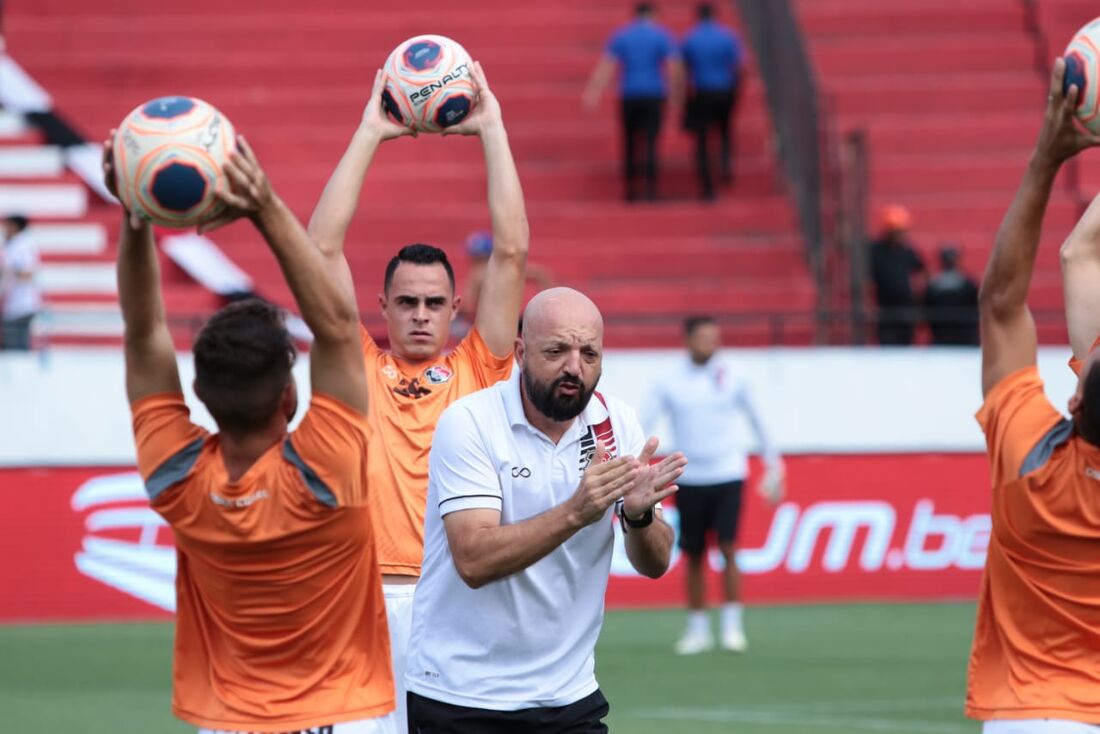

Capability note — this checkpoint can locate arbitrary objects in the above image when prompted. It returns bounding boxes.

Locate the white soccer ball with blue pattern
[1064,18,1100,134]
[112,96,235,228]
[381,35,478,134]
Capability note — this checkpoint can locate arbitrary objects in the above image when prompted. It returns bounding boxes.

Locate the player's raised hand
[102,130,145,231]
[622,437,686,520]
[363,69,417,141]
[441,61,502,137]
[200,135,274,233]
[567,440,642,527]
[1036,57,1100,166]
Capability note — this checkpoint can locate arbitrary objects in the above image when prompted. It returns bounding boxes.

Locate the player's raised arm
[442,62,529,356]
[1060,191,1100,360]
[215,137,368,413]
[307,70,414,271]
[980,59,1100,397]
[106,133,183,403]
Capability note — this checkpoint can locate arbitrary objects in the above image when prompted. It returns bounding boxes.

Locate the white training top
[645,356,778,485]
[1,231,41,320]
[406,370,646,711]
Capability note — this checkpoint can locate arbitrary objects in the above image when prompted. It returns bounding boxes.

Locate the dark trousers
[1,315,33,350]
[620,96,664,200]
[876,308,917,346]
[408,689,610,734]
[685,88,737,198]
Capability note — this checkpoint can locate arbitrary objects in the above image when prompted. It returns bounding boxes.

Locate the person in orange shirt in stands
[308,64,527,730]
[105,133,395,733]
[969,58,1100,734]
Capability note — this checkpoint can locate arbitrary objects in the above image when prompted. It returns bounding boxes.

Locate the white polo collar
[502,371,610,439]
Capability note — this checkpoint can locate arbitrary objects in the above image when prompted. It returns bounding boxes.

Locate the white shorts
[384,582,417,734]
[984,721,1100,733]
[200,711,398,734]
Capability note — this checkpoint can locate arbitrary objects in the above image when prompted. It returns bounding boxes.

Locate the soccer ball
[112,96,235,228]
[381,35,477,133]
[1064,18,1100,134]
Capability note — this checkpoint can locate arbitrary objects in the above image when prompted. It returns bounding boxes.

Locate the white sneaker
[674,629,715,655]
[720,629,748,653]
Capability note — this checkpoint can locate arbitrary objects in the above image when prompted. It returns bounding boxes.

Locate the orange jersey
[132,392,393,732]
[360,326,513,575]
[968,365,1100,721]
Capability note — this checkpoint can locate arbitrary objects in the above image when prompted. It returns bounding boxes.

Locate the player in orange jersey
[968,58,1100,734]
[308,63,527,731]
[106,134,395,733]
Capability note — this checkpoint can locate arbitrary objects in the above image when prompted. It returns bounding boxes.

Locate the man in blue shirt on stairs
[681,3,744,200]
[584,3,681,202]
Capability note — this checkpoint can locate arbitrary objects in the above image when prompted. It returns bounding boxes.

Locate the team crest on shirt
[424,365,453,385]
[579,419,618,472]
[381,364,399,380]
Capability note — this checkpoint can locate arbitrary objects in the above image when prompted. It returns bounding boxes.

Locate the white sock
[687,610,710,637]
[721,603,744,635]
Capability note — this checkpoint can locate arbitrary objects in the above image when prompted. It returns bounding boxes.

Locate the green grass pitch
[0,602,978,733]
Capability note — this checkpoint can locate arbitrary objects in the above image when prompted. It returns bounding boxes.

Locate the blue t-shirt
[606,19,677,99]
[681,20,742,92]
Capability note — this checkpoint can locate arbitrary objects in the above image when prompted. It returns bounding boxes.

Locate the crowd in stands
[869,205,980,347]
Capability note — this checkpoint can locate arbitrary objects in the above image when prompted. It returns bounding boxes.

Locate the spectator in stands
[0,215,41,351]
[681,2,745,200]
[869,205,926,346]
[924,244,979,346]
[583,2,681,202]
[453,230,554,339]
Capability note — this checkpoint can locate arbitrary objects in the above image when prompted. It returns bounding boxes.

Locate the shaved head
[521,287,604,342]
[517,288,605,426]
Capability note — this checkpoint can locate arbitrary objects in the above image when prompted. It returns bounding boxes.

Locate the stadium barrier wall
[0,347,1080,619]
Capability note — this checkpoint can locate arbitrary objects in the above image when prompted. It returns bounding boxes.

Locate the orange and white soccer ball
[1064,18,1100,134]
[112,96,235,228]
[381,35,477,133]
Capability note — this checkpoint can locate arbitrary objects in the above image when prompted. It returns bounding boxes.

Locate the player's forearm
[307,125,384,259]
[116,215,167,343]
[254,195,359,343]
[481,122,529,261]
[624,516,674,578]
[451,503,582,588]
[980,154,1060,317]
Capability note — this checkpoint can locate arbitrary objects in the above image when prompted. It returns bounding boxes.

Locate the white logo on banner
[610,500,991,576]
[70,473,176,611]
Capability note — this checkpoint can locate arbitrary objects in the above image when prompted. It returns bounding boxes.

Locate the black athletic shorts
[675,480,745,555]
[408,689,609,734]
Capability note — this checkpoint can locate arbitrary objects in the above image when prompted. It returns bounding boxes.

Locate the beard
[522,365,599,422]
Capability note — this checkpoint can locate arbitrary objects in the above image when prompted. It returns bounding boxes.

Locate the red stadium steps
[796,0,1084,345]
[798,0,1028,36]
[8,0,815,347]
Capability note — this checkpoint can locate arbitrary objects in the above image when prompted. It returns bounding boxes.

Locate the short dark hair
[635,2,655,16]
[384,244,455,293]
[697,2,714,20]
[5,215,28,233]
[1078,363,1100,446]
[192,299,296,435]
[684,315,717,337]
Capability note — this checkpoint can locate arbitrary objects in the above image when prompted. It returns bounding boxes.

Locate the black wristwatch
[619,504,654,531]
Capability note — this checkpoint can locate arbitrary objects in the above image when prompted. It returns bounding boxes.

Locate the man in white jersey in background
[645,315,784,654]
[406,287,687,732]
